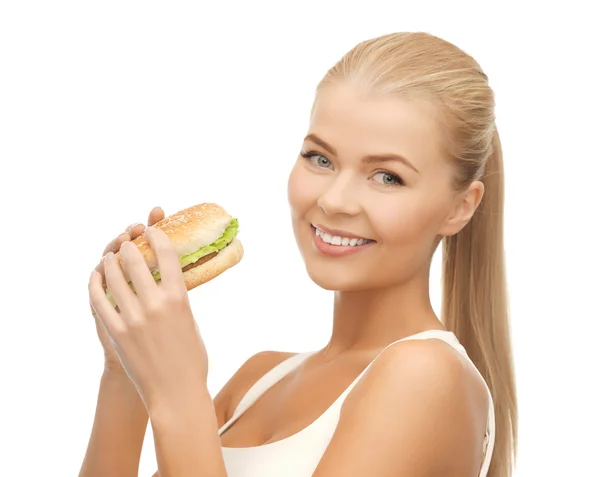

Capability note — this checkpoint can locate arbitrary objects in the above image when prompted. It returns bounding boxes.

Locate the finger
[89,269,124,338]
[148,207,165,227]
[119,241,158,303]
[97,221,146,278]
[104,252,138,316]
[95,232,130,281]
[102,232,131,257]
[126,223,146,240]
[145,226,184,292]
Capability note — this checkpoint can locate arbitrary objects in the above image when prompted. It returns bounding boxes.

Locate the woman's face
[287,82,476,291]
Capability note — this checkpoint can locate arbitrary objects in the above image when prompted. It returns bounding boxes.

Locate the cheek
[369,193,445,246]
[287,161,316,218]
[362,197,444,285]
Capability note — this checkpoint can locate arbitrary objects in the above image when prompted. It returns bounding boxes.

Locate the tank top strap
[218,351,315,436]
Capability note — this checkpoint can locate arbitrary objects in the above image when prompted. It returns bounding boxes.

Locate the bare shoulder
[312,339,489,477]
[344,338,489,423]
[214,350,298,428]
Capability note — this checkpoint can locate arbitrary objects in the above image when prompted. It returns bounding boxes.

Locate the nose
[317,173,362,217]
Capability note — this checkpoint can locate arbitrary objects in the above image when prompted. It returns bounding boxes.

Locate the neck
[322,268,444,359]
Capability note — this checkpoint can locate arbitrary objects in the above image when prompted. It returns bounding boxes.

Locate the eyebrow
[304,133,420,174]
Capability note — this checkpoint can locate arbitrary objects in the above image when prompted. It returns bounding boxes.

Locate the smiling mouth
[312,225,375,247]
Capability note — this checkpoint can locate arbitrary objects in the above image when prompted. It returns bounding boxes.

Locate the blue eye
[301,151,333,169]
[372,171,404,186]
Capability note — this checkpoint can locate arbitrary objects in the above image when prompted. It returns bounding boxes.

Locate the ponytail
[442,128,518,477]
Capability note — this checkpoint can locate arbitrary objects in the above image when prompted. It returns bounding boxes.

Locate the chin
[303,261,372,292]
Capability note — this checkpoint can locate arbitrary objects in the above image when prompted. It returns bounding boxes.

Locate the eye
[372,171,404,186]
[301,151,333,169]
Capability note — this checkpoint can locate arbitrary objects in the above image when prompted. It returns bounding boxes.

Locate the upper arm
[312,340,489,477]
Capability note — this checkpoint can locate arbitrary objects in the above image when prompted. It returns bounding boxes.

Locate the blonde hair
[316,32,517,477]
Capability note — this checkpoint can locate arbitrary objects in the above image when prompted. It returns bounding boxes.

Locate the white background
[1,1,598,475]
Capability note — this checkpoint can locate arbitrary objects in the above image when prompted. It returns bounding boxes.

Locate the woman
[80,31,517,477]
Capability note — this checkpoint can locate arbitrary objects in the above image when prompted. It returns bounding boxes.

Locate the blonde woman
[80,31,517,477]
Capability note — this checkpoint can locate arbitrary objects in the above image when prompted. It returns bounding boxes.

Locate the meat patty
[103,248,225,292]
[181,251,218,272]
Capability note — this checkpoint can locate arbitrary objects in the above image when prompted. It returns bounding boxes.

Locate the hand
[89,225,209,411]
[91,207,165,375]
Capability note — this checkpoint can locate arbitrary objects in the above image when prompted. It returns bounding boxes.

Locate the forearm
[79,372,149,477]
[150,386,227,477]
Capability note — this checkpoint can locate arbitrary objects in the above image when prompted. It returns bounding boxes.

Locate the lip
[312,223,374,241]
[310,224,376,257]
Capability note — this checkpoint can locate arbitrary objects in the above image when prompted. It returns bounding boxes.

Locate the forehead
[309,83,447,170]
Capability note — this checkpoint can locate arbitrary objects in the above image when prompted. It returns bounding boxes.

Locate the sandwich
[104,203,243,306]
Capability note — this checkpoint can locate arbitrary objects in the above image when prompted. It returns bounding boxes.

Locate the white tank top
[219,330,495,477]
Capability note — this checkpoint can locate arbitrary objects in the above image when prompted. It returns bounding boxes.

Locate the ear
[438,181,485,237]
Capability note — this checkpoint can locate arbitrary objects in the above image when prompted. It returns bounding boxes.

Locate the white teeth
[314,227,371,247]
